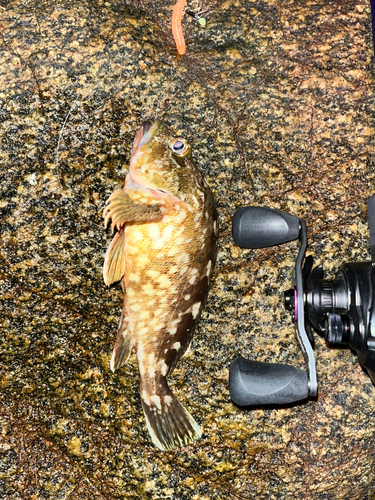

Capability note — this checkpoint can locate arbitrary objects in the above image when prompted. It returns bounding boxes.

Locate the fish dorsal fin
[103,227,126,286]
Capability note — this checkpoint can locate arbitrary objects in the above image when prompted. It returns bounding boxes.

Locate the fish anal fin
[103,228,126,287]
[141,381,201,451]
[110,311,133,372]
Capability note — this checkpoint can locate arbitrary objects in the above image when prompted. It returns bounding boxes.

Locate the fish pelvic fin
[110,311,133,372]
[141,382,202,451]
[103,227,126,286]
[103,189,162,232]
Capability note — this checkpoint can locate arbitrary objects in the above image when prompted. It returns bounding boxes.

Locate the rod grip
[229,356,309,406]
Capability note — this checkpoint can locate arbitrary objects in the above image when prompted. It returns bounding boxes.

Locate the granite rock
[0,0,375,498]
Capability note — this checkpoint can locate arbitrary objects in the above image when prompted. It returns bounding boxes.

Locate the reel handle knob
[229,356,309,406]
[232,207,300,249]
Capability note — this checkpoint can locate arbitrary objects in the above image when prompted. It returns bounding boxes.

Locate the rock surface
[0,0,374,498]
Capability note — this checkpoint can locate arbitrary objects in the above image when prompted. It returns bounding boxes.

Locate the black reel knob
[232,206,300,248]
[230,357,309,406]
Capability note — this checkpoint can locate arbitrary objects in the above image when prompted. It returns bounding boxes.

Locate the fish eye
[169,138,190,157]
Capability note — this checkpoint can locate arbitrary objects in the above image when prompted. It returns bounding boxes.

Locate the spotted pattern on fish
[103,120,218,451]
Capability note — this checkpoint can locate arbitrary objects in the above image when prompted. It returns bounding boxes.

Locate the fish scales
[103,120,218,450]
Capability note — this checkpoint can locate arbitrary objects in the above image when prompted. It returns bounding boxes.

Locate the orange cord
[172,0,186,55]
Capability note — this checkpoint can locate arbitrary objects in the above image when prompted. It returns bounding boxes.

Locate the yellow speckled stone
[0,0,374,498]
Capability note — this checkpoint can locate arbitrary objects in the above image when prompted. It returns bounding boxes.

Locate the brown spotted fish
[103,120,218,451]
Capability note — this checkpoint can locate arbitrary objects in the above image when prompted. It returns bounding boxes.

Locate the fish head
[128,120,205,209]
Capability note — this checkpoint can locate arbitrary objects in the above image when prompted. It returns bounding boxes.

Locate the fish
[103,119,218,451]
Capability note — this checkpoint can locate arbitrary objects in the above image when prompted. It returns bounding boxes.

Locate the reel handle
[230,206,317,407]
[229,357,309,406]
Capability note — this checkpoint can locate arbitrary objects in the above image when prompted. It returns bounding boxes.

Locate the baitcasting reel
[229,196,375,407]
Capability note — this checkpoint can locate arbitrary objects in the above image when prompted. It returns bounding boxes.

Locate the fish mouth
[128,120,169,196]
[143,120,152,135]
[131,120,160,154]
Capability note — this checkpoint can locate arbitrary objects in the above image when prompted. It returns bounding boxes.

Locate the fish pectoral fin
[103,190,162,232]
[141,383,202,451]
[110,311,133,372]
[103,227,126,286]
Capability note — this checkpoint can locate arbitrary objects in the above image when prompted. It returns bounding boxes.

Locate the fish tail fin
[141,384,201,451]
